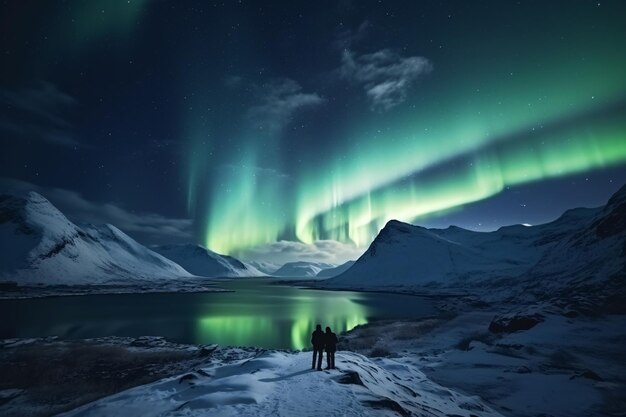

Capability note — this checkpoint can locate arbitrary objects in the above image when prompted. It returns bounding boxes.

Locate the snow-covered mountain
[316,261,356,278]
[247,260,281,275]
[328,184,626,300]
[0,192,193,285]
[152,244,264,277]
[272,261,336,277]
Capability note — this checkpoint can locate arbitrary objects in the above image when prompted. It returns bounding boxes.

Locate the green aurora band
[185,15,626,256]
[296,101,626,246]
[195,96,626,255]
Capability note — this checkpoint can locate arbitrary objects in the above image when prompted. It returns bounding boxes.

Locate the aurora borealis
[183,1,626,258]
[2,1,626,263]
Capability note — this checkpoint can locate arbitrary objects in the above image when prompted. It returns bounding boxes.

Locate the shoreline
[2,308,624,417]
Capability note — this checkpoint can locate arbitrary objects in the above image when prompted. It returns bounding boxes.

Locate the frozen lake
[1,279,435,349]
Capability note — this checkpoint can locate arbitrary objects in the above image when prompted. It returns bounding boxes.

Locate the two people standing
[311,324,338,370]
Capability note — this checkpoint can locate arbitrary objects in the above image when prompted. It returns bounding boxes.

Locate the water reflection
[197,316,278,347]
[1,279,434,349]
[288,293,368,349]
[196,283,369,350]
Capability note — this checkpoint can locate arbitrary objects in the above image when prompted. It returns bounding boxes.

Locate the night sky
[1,1,625,264]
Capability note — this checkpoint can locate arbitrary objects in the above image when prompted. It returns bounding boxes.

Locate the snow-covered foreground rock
[0,192,194,285]
[152,244,264,277]
[342,310,626,417]
[61,349,502,417]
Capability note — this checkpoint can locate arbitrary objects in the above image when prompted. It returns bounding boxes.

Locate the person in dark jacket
[324,326,338,369]
[311,324,325,370]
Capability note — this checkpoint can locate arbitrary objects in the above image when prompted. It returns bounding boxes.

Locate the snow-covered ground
[3,307,617,417]
[342,309,626,417]
[59,348,503,417]
[2,304,624,416]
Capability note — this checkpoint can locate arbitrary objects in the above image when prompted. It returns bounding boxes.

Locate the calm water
[1,279,435,350]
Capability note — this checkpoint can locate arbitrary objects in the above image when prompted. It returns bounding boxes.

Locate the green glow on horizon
[203,150,287,254]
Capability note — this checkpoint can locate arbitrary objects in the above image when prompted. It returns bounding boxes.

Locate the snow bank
[61,350,503,417]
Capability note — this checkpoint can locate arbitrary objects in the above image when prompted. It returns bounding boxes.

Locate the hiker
[311,324,325,370]
[324,326,338,369]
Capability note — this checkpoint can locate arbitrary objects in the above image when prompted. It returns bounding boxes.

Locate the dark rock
[179,373,198,384]
[593,185,626,238]
[496,343,524,350]
[129,336,166,347]
[0,281,19,291]
[516,366,532,374]
[603,290,626,314]
[363,398,409,417]
[0,389,24,406]
[369,347,392,357]
[488,313,544,333]
[573,370,604,381]
[334,371,364,386]
[198,345,218,357]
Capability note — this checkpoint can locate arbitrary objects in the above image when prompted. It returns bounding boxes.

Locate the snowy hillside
[517,183,626,299]
[152,244,264,277]
[247,260,281,275]
[272,261,336,277]
[0,192,194,285]
[327,184,626,299]
[316,261,356,278]
[61,349,503,417]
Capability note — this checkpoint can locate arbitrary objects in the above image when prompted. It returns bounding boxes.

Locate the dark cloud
[0,178,193,244]
[247,78,324,135]
[339,49,432,111]
[0,81,81,147]
[333,20,371,50]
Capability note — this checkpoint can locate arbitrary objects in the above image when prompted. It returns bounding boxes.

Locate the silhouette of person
[324,326,338,369]
[311,324,325,370]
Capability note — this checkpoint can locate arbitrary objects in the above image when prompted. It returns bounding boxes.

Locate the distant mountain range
[3,183,624,306]
[151,244,264,277]
[0,192,262,285]
[272,261,336,278]
[247,260,281,275]
[326,184,626,306]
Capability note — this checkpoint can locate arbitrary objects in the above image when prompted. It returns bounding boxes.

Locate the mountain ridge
[151,243,264,277]
[326,184,626,306]
[0,192,193,285]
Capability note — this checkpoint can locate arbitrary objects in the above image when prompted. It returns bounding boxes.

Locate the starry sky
[1,0,625,264]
